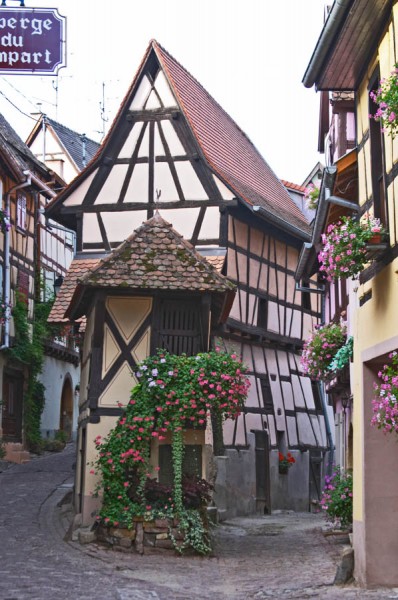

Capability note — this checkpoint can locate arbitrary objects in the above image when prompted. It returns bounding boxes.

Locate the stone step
[4,443,30,464]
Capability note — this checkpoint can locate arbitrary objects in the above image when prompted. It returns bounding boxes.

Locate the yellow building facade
[303,0,398,586]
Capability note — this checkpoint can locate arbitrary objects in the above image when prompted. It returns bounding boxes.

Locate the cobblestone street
[0,445,397,600]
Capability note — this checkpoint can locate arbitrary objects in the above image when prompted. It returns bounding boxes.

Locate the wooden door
[255,430,271,514]
[2,371,23,441]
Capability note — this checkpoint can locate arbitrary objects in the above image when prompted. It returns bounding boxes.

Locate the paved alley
[0,446,397,600]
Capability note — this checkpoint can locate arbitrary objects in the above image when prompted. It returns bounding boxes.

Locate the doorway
[2,370,23,441]
[59,377,73,440]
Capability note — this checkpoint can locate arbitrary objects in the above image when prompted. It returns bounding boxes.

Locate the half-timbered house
[26,115,100,184]
[0,114,78,459]
[47,40,329,521]
[303,0,398,586]
[25,116,100,441]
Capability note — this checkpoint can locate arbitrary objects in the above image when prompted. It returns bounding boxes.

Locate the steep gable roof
[46,41,310,238]
[153,42,310,234]
[26,116,100,172]
[0,113,49,179]
[46,117,100,171]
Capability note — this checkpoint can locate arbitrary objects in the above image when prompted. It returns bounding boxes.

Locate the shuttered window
[154,298,202,356]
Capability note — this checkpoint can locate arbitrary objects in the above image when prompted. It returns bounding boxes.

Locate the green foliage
[94,349,250,554]
[10,293,54,448]
[320,467,353,530]
[54,429,68,443]
[0,437,5,460]
[328,336,353,372]
[304,183,320,210]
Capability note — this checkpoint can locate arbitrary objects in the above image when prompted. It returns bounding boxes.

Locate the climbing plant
[94,349,250,554]
[9,292,54,449]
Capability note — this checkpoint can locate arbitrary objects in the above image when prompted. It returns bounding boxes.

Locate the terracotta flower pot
[368,233,382,244]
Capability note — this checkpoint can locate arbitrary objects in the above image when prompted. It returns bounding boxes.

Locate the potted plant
[301,321,348,381]
[318,215,385,281]
[370,64,398,137]
[371,350,398,434]
[278,452,296,474]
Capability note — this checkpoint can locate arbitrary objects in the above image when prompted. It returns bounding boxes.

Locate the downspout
[0,171,31,350]
[319,279,334,475]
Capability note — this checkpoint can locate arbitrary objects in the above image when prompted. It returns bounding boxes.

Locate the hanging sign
[0,7,66,75]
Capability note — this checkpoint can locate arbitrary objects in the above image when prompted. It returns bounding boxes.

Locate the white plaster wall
[39,355,80,439]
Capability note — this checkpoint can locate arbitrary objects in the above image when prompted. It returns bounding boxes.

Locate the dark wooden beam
[61,199,237,213]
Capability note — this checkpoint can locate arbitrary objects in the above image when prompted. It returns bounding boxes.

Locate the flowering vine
[371,350,398,435]
[370,64,398,137]
[93,350,250,554]
[301,321,347,381]
[318,215,385,281]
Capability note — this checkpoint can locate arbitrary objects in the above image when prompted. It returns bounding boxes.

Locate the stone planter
[96,517,185,555]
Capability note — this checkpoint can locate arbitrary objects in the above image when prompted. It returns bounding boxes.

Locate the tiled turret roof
[79,213,234,293]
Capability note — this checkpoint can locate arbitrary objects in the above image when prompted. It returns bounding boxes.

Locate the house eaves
[303,0,392,91]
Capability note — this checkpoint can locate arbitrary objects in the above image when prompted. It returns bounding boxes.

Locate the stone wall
[213,432,257,520]
[96,517,185,555]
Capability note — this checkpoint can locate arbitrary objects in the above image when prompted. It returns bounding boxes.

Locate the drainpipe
[320,279,335,475]
[0,171,31,350]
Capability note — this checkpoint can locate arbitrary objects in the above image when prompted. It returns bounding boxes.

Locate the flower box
[319,216,386,280]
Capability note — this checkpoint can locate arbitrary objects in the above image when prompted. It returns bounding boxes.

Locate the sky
[0,0,326,185]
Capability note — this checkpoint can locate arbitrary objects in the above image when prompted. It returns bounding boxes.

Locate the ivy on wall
[9,292,54,449]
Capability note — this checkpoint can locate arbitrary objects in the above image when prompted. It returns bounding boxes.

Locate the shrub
[320,467,353,530]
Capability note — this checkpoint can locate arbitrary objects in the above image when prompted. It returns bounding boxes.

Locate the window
[369,69,387,226]
[260,377,274,414]
[16,193,27,231]
[257,297,268,329]
[301,280,311,311]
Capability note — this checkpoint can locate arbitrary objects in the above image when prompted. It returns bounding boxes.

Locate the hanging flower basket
[301,321,350,381]
[371,350,398,434]
[370,64,398,137]
[318,215,386,281]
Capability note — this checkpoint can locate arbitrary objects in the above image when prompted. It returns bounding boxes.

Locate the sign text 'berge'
[0,7,66,75]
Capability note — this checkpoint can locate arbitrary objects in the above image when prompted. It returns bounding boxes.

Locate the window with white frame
[16,193,27,230]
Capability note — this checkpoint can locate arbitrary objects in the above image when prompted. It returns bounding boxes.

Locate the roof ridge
[46,116,99,145]
[153,41,257,154]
